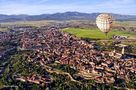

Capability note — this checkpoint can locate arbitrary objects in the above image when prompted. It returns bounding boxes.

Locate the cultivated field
[63,28,136,40]
[0,20,62,27]
[115,21,136,27]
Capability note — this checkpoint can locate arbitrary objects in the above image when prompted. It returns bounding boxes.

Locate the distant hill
[0,12,136,22]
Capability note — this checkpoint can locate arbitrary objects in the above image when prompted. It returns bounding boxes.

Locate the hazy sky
[0,0,136,15]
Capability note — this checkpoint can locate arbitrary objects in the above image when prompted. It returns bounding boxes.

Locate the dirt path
[44,65,81,84]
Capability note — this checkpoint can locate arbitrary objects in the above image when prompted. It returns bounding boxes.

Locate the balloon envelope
[96,13,113,33]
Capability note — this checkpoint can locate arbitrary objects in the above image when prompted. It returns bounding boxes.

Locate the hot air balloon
[96,13,113,36]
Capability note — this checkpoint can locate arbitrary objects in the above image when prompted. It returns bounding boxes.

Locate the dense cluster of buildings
[0,23,136,86]
[16,74,52,86]
[0,30,18,59]
[0,31,12,42]
[0,31,18,79]
[20,29,136,84]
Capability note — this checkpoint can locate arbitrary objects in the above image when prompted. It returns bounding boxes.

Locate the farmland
[0,28,8,31]
[0,20,61,27]
[63,28,136,40]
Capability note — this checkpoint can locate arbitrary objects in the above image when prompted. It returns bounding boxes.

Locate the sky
[0,0,136,15]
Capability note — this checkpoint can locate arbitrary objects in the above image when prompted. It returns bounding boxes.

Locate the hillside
[0,29,136,89]
[0,12,136,22]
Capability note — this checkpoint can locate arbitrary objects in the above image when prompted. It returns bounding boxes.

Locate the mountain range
[0,12,136,22]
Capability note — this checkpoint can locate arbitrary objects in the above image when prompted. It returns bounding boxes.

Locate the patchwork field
[0,20,61,27]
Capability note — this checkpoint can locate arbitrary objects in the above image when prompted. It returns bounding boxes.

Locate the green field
[63,28,136,40]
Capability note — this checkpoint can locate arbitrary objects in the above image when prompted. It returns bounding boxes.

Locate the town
[0,22,136,89]
[1,0,136,89]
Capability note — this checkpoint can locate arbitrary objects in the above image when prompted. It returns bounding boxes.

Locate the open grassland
[115,21,136,27]
[0,28,8,31]
[1,20,136,27]
[1,20,94,27]
[63,28,136,40]
[1,20,62,27]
